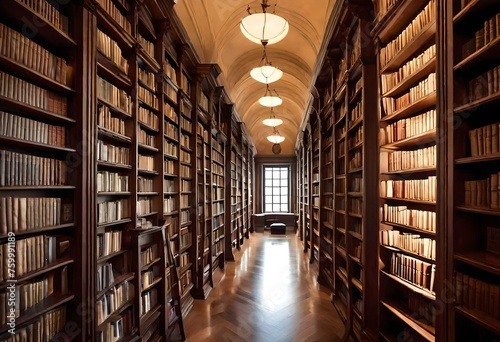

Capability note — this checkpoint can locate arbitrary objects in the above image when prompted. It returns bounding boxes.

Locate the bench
[270,222,286,235]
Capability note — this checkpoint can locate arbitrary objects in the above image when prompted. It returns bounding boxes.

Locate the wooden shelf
[454,92,500,114]
[0,186,75,192]
[381,197,436,206]
[383,57,437,97]
[381,271,436,300]
[455,251,500,275]
[456,206,500,216]
[0,0,76,50]
[381,244,435,264]
[97,52,132,90]
[381,92,437,123]
[381,221,436,236]
[97,249,127,264]
[381,300,435,341]
[455,306,500,335]
[455,153,500,164]
[0,96,76,125]
[0,136,76,157]
[98,127,132,145]
[381,130,436,150]
[95,5,135,52]
[141,277,163,293]
[0,223,75,242]
[97,272,135,299]
[381,166,436,176]
[97,97,133,118]
[453,37,500,73]
[380,20,436,73]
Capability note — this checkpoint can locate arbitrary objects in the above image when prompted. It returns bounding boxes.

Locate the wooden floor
[181,232,345,342]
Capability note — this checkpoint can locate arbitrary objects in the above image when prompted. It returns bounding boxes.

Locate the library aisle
[181,233,345,341]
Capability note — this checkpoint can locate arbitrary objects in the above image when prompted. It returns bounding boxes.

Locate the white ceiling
[174,0,335,155]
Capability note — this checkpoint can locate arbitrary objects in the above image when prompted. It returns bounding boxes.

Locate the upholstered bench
[270,222,286,235]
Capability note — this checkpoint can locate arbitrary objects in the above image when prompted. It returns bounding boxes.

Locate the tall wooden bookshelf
[317,62,335,291]
[446,0,500,340]
[375,0,440,340]
[303,128,312,253]
[211,123,226,275]
[0,0,83,339]
[302,2,380,340]
[296,141,304,241]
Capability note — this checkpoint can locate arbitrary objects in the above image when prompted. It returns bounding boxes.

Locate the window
[263,165,290,213]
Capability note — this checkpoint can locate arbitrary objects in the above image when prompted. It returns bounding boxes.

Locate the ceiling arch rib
[174,0,335,155]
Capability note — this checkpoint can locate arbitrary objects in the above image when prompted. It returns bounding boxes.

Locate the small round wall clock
[272,143,281,154]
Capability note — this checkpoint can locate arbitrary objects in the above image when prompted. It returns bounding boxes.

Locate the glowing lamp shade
[240,12,289,45]
[250,65,283,84]
[267,134,285,144]
[262,117,283,127]
[259,95,282,107]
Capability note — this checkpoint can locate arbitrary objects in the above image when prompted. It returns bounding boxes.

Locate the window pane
[273,187,280,196]
[265,169,273,178]
[281,179,288,187]
[273,204,280,212]
[265,179,272,186]
[263,165,290,213]
[281,195,288,203]
[280,204,288,212]
[281,170,288,178]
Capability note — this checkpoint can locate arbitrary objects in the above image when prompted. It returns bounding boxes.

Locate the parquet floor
[181,232,345,342]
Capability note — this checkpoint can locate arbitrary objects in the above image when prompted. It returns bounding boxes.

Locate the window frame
[262,164,291,213]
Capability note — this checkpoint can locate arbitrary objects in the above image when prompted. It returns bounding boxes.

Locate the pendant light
[259,84,282,107]
[240,0,289,45]
[262,107,283,127]
[250,43,283,84]
[267,126,285,144]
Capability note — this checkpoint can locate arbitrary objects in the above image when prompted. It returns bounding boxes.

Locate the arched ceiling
[174,0,336,155]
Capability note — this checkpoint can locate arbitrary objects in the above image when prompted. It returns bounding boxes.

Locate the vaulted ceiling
[174,0,336,155]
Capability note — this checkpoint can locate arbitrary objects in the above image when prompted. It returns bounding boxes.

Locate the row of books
[97,141,130,165]
[213,201,224,214]
[386,145,436,172]
[350,176,362,193]
[97,199,128,225]
[163,59,177,84]
[97,230,122,258]
[348,126,363,149]
[375,0,398,22]
[197,123,209,140]
[97,262,117,293]
[180,150,191,164]
[97,77,132,114]
[179,269,192,294]
[138,155,154,171]
[380,109,436,145]
[98,105,126,136]
[138,86,159,111]
[0,71,67,116]
[141,245,157,267]
[138,107,159,130]
[407,291,435,327]
[390,252,436,293]
[180,194,191,208]
[0,23,68,85]
[164,197,176,213]
[138,35,155,59]
[17,0,68,32]
[179,251,190,268]
[165,160,176,175]
[139,287,158,317]
[4,277,50,317]
[97,171,128,193]
[469,122,500,157]
[380,176,437,202]
[382,73,436,116]
[350,28,361,69]
[381,204,437,233]
[487,226,500,254]
[349,102,362,125]
[97,310,131,342]
[0,235,59,279]
[96,281,132,325]
[348,198,362,215]
[180,133,190,149]
[136,217,153,230]
[138,128,155,147]
[180,165,191,178]
[464,173,500,209]
[348,150,362,170]
[381,229,436,260]
[138,68,156,90]
[164,81,178,103]
[0,150,68,187]
[461,13,500,60]
[164,179,175,193]
[165,122,179,141]
[97,29,128,74]
[335,56,347,88]
[141,270,158,290]
[0,197,70,235]
[212,163,223,175]
[180,180,191,192]
[180,117,192,133]
[379,0,436,68]
[381,44,436,94]
[137,176,153,192]
[213,216,223,229]
[2,305,66,342]
[464,65,499,105]
[455,272,500,319]
[96,0,131,34]
[0,111,65,147]
[137,198,153,216]
[164,140,178,157]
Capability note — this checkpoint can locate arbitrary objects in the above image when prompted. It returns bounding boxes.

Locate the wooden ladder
[161,223,186,341]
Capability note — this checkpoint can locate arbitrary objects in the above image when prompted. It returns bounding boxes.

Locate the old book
[469,129,479,157]
[491,173,499,209]
[492,124,499,154]
[485,125,492,155]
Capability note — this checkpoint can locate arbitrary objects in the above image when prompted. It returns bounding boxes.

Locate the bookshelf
[303,128,312,253]
[375,0,440,340]
[447,0,500,340]
[0,0,80,339]
[211,127,226,274]
[310,113,321,265]
[317,65,335,291]
[296,141,304,241]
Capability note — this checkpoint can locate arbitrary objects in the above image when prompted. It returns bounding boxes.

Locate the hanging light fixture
[259,84,282,107]
[262,107,283,127]
[240,0,289,45]
[250,43,283,84]
[267,126,285,144]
